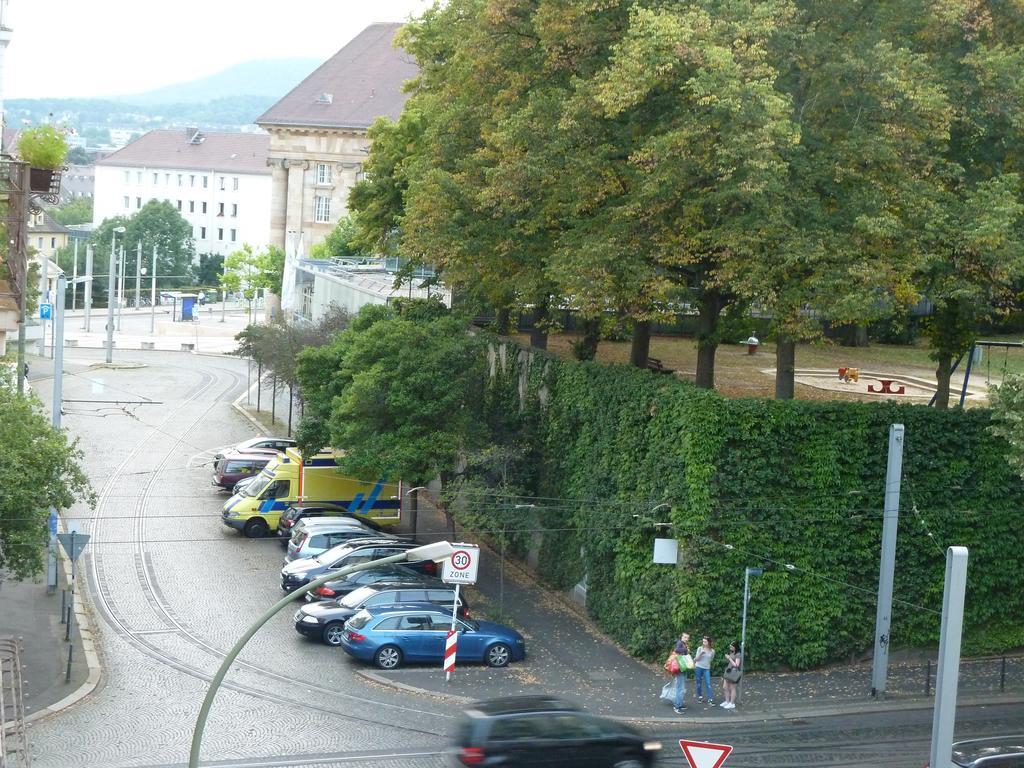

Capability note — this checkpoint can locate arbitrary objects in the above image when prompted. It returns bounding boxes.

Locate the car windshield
[243,473,271,497]
[347,610,372,630]
[340,586,376,608]
[457,618,479,632]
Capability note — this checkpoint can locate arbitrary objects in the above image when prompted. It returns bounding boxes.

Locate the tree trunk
[854,324,869,347]
[630,320,651,368]
[572,318,601,361]
[934,351,953,410]
[529,301,548,350]
[775,336,796,399]
[695,294,724,389]
[496,306,511,336]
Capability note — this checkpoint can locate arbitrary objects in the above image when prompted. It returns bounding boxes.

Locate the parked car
[214,436,295,462]
[294,583,471,645]
[305,564,442,601]
[339,604,525,669]
[276,502,386,540]
[212,452,273,490]
[280,539,436,592]
[285,519,388,562]
[232,476,257,496]
[449,696,662,767]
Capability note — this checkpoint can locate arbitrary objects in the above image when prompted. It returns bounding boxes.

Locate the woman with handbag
[720,641,742,709]
[664,632,691,714]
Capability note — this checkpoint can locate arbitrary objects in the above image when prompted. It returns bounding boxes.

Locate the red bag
[664,655,681,675]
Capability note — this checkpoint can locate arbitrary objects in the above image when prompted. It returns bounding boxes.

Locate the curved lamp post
[105,226,126,364]
[188,540,460,768]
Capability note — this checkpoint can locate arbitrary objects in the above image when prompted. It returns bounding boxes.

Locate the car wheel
[243,518,269,538]
[612,758,646,768]
[375,645,403,670]
[485,643,511,668]
[322,622,345,647]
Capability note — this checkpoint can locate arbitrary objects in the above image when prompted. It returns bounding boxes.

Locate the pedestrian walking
[694,635,715,704]
[720,641,742,709]
[664,632,691,714]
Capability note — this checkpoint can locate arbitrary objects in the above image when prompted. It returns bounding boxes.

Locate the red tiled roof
[97,130,270,174]
[256,23,418,131]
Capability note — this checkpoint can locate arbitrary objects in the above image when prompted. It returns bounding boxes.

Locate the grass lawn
[519,332,1024,403]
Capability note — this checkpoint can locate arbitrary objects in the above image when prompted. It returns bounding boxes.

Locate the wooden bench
[647,357,673,374]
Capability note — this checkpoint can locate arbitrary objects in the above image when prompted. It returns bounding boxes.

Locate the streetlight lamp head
[784,563,797,572]
[406,541,459,563]
[514,504,536,509]
[113,226,126,233]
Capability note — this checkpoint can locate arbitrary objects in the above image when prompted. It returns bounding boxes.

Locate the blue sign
[40,303,52,320]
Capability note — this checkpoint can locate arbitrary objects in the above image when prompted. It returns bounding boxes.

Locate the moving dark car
[449,696,662,767]
[294,582,471,645]
[280,539,436,592]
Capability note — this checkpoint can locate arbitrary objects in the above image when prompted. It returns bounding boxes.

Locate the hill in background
[121,58,322,105]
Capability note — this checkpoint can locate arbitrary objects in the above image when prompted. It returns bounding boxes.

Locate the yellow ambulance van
[220,448,400,537]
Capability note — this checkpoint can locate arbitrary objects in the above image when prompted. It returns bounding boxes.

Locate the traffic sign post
[441,544,479,680]
[680,739,733,768]
[57,531,90,682]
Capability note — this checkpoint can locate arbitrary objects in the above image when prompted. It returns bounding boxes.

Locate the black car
[276,502,386,540]
[450,696,662,767]
[294,582,471,645]
[280,539,437,592]
[305,564,441,602]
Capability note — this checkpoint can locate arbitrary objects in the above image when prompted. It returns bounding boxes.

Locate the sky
[2,0,434,99]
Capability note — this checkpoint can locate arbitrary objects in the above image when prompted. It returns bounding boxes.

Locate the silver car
[285,519,387,563]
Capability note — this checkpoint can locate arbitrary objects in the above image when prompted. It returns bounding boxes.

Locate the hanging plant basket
[29,167,62,195]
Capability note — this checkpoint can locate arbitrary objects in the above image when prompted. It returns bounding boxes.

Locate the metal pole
[288,384,293,437]
[271,375,277,424]
[71,239,79,310]
[738,567,751,703]
[15,164,30,396]
[106,235,118,363]
[83,245,94,332]
[46,274,68,595]
[65,532,77,682]
[38,255,49,356]
[871,423,905,697]
[117,245,125,331]
[150,245,157,334]
[189,550,427,768]
[257,362,262,412]
[958,347,976,408]
[929,546,969,768]
[135,241,142,309]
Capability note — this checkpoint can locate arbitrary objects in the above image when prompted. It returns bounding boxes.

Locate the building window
[314,195,331,223]
[136,171,142,183]
[177,200,182,211]
[153,172,158,184]
[219,176,225,190]
[231,203,238,217]
[230,228,237,242]
[136,197,142,209]
[165,173,170,185]
[316,163,332,185]
[217,228,224,241]
[189,200,195,213]
[51,237,57,248]
[123,196,130,209]
[178,174,183,186]
[202,176,208,188]
[123,170,130,183]
[232,177,239,191]
[217,202,224,217]
[200,226,206,239]
[190,174,196,187]
[201,202,207,214]
[37,237,43,249]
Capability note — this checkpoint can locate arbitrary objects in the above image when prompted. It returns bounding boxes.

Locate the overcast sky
[2,0,434,99]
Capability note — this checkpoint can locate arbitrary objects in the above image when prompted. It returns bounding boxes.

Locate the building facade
[27,210,69,262]
[256,22,418,317]
[93,129,271,258]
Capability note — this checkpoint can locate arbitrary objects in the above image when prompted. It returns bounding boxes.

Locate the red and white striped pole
[444,583,461,681]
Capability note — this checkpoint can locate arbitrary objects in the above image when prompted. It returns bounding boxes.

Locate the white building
[93,128,271,259]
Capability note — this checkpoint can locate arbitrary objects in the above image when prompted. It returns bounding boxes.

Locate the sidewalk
[362,502,1024,723]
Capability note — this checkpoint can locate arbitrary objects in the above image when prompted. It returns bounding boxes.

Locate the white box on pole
[442,544,480,585]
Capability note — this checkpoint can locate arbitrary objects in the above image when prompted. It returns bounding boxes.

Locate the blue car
[339,604,526,670]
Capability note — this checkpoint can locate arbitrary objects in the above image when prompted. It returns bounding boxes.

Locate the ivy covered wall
[480,342,1024,669]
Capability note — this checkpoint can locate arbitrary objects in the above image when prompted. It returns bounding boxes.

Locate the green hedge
[479,343,1024,669]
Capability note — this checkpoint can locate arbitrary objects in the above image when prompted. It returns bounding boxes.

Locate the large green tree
[0,378,94,580]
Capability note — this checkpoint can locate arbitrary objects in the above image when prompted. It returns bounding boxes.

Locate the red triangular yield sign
[679,739,733,768]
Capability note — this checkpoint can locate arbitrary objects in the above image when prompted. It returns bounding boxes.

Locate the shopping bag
[660,681,674,701]
[682,653,695,670]
[664,655,681,675]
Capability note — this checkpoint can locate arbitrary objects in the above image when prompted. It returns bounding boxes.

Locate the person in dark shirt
[670,632,690,713]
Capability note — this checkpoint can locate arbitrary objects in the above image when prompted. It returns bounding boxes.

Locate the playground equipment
[929,340,1024,408]
[838,367,860,383]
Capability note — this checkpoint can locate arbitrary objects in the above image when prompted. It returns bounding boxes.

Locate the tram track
[85,362,450,741]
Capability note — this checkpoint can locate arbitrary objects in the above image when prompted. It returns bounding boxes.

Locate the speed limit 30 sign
[441,543,480,585]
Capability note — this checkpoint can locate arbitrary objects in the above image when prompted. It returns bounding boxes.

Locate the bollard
[65,605,72,640]
[1001,656,1006,693]
[925,659,931,696]
[60,589,67,624]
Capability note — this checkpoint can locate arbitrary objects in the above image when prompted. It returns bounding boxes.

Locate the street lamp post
[150,245,157,335]
[105,227,126,363]
[738,566,763,704]
[188,541,460,768]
